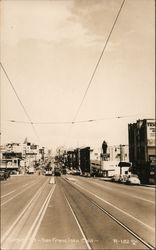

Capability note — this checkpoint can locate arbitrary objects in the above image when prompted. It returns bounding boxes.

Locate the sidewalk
[99,177,156,188]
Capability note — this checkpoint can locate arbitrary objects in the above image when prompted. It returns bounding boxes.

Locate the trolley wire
[64,0,126,145]
[72,0,126,123]
[6,113,146,125]
[0,62,40,142]
[1,0,128,145]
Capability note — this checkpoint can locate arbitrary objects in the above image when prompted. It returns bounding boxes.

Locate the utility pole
[100,147,103,173]
[120,144,122,176]
[119,144,125,176]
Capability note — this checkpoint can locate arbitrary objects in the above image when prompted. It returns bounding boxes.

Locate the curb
[140,184,156,188]
[99,178,112,181]
[99,178,156,187]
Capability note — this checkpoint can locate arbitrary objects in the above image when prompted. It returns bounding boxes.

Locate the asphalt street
[0,174,155,249]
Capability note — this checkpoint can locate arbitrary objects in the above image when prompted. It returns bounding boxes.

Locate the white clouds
[1,0,96,47]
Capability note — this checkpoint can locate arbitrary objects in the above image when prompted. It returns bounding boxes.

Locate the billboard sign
[147,121,156,146]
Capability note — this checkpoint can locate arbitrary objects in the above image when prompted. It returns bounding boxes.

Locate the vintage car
[0,170,9,180]
[126,174,141,185]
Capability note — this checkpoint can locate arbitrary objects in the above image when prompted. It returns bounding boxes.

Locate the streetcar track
[20,184,56,249]
[1,178,50,245]
[62,177,155,250]
[64,193,92,250]
[73,180,154,231]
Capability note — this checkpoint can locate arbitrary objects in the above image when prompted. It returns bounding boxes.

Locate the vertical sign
[147,121,156,146]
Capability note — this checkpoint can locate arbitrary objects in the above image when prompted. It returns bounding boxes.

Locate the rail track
[62,177,155,250]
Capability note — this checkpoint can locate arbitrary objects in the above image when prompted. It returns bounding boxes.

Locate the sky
[1,0,155,152]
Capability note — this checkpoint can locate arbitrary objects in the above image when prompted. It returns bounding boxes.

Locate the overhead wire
[64,0,126,145]
[72,0,126,123]
[1,0,127,146]
[5,113,148,125]
[0,62,40,142]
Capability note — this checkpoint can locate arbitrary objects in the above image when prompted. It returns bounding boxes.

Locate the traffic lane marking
[1,190,16,198]
[20,184,56,249]
[0,183,35,199]
[0,176,41,195]
[30,178,88,250]
[1,179,42,206]
[77,178,155,205]
[72,181,155,232]
[61,178,148,250]
[1,178,49,244]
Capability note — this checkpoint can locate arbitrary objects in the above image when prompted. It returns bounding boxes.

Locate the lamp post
[120,144,122,176]
[119,144,126,176]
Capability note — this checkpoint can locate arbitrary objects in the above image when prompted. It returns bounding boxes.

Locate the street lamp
[119,144,126,176]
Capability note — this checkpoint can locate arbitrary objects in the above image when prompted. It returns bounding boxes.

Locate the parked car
[0,171,6,180]
[72,169,80,175]
[126,175,141,185]
[0,170,10,180]
[11,170,20,175]
[66,169,72,175]
[4,170,11,178]
[111,174,122,183]
[61,169,67,175]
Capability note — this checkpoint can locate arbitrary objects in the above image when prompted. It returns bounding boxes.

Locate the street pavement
[0,174,155,249]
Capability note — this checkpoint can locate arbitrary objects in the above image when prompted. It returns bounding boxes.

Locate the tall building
[128,119,156,184]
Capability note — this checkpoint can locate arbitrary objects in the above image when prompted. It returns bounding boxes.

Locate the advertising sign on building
[147,121,156,146]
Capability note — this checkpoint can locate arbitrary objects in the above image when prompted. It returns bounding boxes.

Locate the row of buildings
[0,139,45,174]
[1,119,155,183]
[55,145,129,176]
[55,119,156,184]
